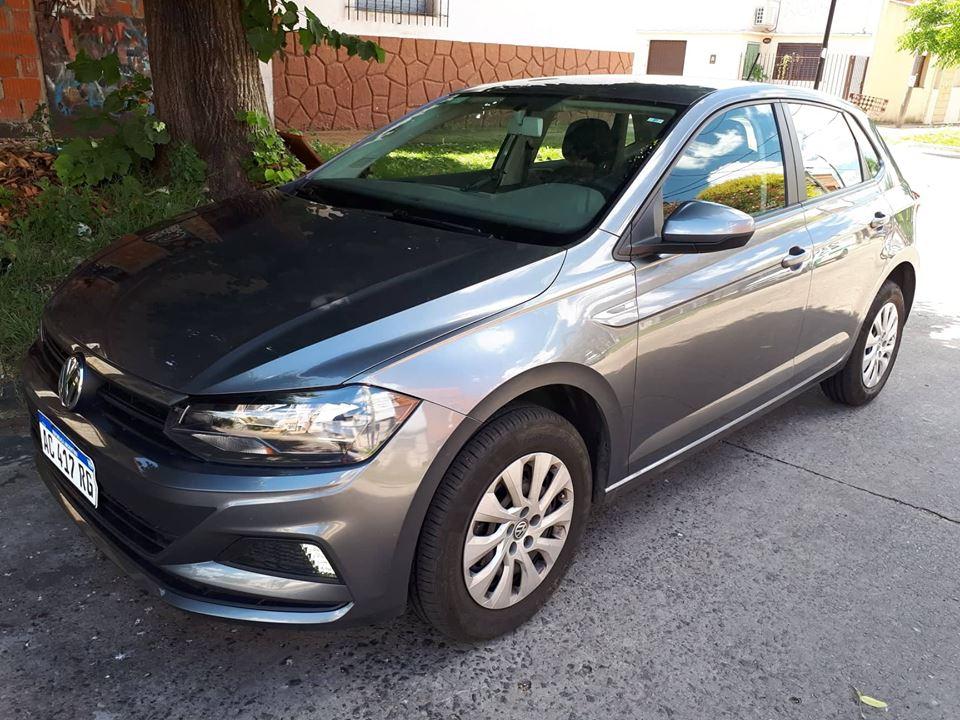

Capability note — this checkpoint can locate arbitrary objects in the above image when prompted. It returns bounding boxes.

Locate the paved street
[1,141,958,720]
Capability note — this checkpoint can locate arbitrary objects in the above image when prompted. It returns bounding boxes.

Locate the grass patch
[0,159,206,378]
[903,129,960,147]
[312,138,563,179]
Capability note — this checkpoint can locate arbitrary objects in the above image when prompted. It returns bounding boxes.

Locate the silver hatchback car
[24,77,917,641]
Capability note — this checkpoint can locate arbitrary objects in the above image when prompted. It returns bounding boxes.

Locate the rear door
[785,102,896,378]
[627,101,813,474]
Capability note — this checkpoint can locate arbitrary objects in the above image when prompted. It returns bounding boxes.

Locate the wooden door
[647,40,686,76]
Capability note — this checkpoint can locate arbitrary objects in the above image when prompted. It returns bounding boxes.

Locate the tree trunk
[143,0,268,199]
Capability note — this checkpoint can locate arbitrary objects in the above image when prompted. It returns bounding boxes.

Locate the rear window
[847,117,882,180]
[788,103,862,198]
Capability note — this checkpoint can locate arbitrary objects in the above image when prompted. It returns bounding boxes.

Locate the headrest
[562,118,616,166]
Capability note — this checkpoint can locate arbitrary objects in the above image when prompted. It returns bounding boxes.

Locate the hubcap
[862,301,899,388]
[463,453,575,610]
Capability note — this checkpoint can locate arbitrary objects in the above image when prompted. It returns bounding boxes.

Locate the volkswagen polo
[23,77,918,641]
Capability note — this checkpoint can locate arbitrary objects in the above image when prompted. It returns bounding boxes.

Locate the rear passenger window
[788,103,862,198]
[662,103,786,218]
[847,118,882,180]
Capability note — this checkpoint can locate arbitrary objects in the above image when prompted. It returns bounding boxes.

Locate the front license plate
[37,411,98,508]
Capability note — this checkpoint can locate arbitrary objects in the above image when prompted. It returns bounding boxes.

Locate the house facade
[630,0,960,125]
[1,0,636,134]
[271,0,636,131]
[633,0,881,92]
[2,0,955,135]
[860,0,960,124]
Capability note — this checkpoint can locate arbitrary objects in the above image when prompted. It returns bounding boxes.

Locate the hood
[44,189,565,395]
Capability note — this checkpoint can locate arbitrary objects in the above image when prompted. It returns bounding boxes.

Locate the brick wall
[0,0,43,123]
[273,36,634,131]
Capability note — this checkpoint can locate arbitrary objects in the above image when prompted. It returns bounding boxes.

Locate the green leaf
[860,695,888,710]
[279,6,298,26]
[68,50,101,83]
[100,53,122,86]
[246,26,283,62]
[120,121,155,159]
[102,92,124,114]
[298,27,315,54]
[53,152,78,185]
[241,0,274,29]
[854,687,889,711]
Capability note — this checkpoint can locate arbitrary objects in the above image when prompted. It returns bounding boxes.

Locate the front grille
[38,449,178,555]
[39,333,180,454]
[38,459,336,612]
[38,330,67,383]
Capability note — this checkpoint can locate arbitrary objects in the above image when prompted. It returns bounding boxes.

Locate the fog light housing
[221,538,338,581]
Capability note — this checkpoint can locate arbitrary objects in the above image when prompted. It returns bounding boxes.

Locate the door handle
[781,246,807,270]
[869,211,889,230]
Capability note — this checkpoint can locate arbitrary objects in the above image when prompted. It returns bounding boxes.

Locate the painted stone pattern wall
[273,36,634,131]
[33,0,148,133]
[0,0,44,123]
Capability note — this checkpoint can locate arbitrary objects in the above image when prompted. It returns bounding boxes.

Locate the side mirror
[652,200,755,255]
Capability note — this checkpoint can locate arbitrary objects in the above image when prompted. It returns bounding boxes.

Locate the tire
[411,405,591,642]
[821,280,906,406]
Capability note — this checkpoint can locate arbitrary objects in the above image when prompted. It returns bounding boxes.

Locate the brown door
[647,40,686,76]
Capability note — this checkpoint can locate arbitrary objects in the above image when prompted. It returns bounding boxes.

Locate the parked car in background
[23,77,918,641]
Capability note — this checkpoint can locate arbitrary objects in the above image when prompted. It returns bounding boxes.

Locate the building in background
[1,0,957,134]
[631,0,960,125]
[861,0,960,125]
[1,0,636,134]
[271,0,636,131]
[633,0,880,94]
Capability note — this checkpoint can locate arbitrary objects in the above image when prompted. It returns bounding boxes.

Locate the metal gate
[744,51,870,100]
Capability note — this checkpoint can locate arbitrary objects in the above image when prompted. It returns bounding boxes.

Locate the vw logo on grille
[57,354,85,411]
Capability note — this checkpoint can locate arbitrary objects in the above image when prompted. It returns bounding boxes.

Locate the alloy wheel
[462,453,575,610]
[862,301,899,388]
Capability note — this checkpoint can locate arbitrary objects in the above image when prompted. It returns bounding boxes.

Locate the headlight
[166,385,419,466]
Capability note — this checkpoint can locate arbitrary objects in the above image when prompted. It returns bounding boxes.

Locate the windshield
[301,92,680,243]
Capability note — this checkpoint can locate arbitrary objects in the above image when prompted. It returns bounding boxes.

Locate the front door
[627,102,813,475]
[786,102,898,378]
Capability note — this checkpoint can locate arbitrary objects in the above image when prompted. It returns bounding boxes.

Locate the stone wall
[273,36,634,131]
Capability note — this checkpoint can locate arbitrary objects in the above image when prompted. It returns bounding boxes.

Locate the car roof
[460,74,854,111]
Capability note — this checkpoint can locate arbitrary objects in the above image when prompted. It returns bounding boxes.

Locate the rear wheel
[821,280,905,406]
[411,406,591,641]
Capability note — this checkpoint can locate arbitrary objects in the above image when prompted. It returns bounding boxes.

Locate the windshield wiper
[388,209,499,238]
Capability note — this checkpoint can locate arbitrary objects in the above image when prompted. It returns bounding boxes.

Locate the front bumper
[23,343,470,625]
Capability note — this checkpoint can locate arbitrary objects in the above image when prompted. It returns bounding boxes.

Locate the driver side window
[662,103,786,218]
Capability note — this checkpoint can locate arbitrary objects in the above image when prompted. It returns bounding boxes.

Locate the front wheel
[411,406,591,641]
[821,280,905,406]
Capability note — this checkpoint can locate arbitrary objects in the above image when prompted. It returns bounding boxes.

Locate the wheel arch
[885,260,916,317]
[388,364,630,614]
[463,363,628,502]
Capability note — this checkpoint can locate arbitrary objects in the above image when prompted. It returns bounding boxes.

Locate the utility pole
[813,0,839,90]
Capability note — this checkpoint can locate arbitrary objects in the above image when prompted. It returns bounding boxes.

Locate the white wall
[632,0,883,82]
[777,0,883,37]
[302,0,640,52]
[635,33,749,79]
[632,0,883,36]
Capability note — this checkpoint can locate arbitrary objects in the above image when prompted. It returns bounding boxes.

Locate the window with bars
[347,0,449,25]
